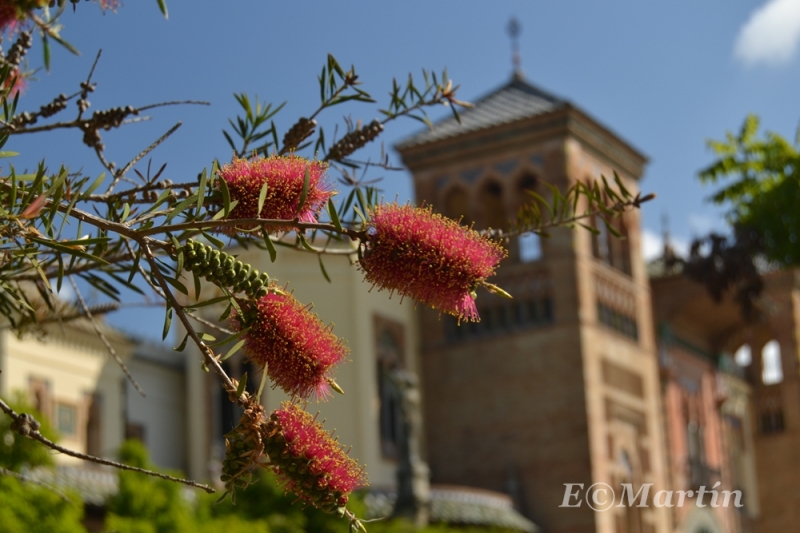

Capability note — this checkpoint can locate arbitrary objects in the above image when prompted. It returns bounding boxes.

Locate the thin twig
[68,276,145,397]
[0,399,214,493]
[137,101,210,112]
[0,467,74,503]
[116,122,183,186]
[137,217,367,240]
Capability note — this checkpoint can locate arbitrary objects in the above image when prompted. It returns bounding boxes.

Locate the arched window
[516,174,542,263]
[734,344,752,367]
[762,340,783,385]
[443,186,470,223]
[481,181,507,232]
[592,214,632,276]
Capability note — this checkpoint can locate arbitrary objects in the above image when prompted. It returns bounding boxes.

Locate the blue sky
[8,0,800,341]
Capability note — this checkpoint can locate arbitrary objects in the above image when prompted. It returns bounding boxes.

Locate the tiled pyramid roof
[396,73,566,149]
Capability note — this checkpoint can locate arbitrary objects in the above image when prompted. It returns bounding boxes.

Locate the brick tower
[396,73,671,533]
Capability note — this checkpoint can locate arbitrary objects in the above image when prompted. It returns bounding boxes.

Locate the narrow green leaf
[236,373,248,397]
[156,0,169,19]
[173,333,190,352]
[352,205,367,225]
[29,237,109,264]
[166,193,199,222]
[196,168,207,210]
[221,338,247,362]
[192,269,201,300]
[188,294,231,308]
[162,305,173,340]
[128,248,142,284]
[318,254,331,282]
[42,35,51,72]
[209,327,250,348]
[257,181,268,216]
[328,198,342,232]
[262,228,277,262]
[613,171,631,198]
[219,177,232,215]
[296,166,310,215]
[0,151,19,158]
[297,233,315,252]
[80,172,105,199]
[161,274,188,295]
[201,231,225,250]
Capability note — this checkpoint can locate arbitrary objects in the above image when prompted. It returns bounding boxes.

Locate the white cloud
[641,229,690,262]
[734,0,800,66]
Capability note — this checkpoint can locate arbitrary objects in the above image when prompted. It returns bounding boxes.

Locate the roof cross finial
[507,16,523,78]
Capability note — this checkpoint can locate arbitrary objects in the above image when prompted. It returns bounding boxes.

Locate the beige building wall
[0,323,133,463]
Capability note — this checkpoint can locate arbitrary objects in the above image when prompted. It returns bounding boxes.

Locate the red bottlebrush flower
[262,402,367,512]
[234,290,347,400]
[358,203,507,322]
[217,155,333,234]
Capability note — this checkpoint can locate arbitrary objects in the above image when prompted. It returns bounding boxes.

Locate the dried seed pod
[282,117,317,153]
[325,119,383,161]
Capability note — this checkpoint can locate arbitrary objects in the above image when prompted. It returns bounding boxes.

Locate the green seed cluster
[179,240,270,298]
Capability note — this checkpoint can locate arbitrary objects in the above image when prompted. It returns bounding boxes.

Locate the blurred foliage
[0,393,83,533]
[699,114,800,267]
[0,475,85,533]
[106,440,194,533]
[0,390,58,471]
[687,114,800,316]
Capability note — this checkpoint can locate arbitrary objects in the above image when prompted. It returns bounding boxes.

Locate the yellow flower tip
[327,378,345,395]
[482,281,513,299]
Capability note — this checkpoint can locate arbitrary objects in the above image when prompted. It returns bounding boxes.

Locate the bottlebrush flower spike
[358,203,507,322]
[234,289,348,400]
[216,155,333,234]
[262,402,367,512]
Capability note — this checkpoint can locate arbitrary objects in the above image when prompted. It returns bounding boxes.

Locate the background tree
[685,114,799,316]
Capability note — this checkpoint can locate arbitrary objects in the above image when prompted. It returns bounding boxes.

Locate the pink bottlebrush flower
[234,290,347,400]
[3,68,26,96]
[0,1,48,33]
[358,203,507,322]
[262,402,367,511]
[0,4,17,32]
[216,155,333,234]
[97,0,120,11]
